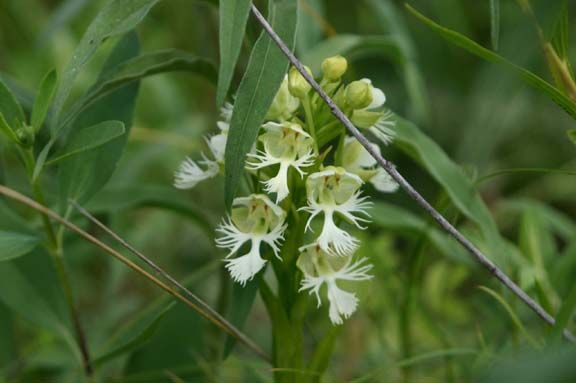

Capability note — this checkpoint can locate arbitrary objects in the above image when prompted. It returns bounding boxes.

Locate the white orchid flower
[342,137,398,193]
[297,244,373,325]
[174,105,231,189]
[215,194,287,285]
[300,167,371,256]
[246,122,315,203]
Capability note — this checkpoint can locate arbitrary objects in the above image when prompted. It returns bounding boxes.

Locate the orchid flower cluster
[174,56,398,325]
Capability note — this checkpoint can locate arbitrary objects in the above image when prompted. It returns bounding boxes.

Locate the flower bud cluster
[174,56,398,324]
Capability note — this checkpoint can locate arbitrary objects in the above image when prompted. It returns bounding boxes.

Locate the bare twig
[249,4,575,342]
[0,185,270,362]
[70,200,263,360]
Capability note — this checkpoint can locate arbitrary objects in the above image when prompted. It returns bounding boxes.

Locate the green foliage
[224,0,298,209]
[406,4,576,121]
[47,120,125,165]
[59,32,140,205]
[216,0,252,107]
[0,231,40,262]
[50,0,160,134]
[1,1,576,382]
[93,302,175,366]
[31,70,58,133]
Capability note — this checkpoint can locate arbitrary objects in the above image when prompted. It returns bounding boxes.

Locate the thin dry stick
[0,185,270,362]
[249,4,576,342]
[70,200,255,359]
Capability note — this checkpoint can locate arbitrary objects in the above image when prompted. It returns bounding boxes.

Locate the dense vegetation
[0,0,575,382]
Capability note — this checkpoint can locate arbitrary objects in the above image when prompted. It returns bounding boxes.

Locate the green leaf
[125,302,204,375]
[50,0,160,134]
[490,0,500,51]
[395,117,508,264]
[61,50,217,129]
[224,0,298,209]
[216,0,251,107]
[364,0,429,122]
[370,202,470,264]
[0,262,69,336]
[0,231,39,262]
[0,303,16,369]
[223,276,260,358]
[94,302,175,366]
[59,32,140,205]
[0,78,25,141]
[296,0,325,55]
[307,326,339,382]
[478,286,539,347]
[551,284,576,342]
[31,70,58,133]
[568,129,576,146]
[87,184,213,235]
[405,4,576,121]
[47,120,125,165]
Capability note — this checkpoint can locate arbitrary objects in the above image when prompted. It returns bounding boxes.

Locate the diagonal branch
[249,4,575,342]
[0,184,270,362]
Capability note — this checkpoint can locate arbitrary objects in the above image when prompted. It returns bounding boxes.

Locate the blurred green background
[0,0,575,382]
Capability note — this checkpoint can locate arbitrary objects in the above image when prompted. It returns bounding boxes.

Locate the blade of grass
[478,286,540,347]
[405,4,576,120]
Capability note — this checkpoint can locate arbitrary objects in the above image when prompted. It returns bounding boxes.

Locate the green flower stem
[22,149,94,379]
[303,95,318,153]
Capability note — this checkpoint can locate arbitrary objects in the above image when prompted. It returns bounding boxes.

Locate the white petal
[317,211,359,256]
[370,169,399,193]
[224,239,267,286]
[299,274,323,307]
[360,78,386,109]
[174,156,219,189]
[208,133,227,163]
[263,162,291,203]
[369,111,396,145]
[335,258,373,282]
[215,217,251,256]
[326,281,359,325]
[368,86,386,109]
[220,103,233,123]
[335,193,372,229]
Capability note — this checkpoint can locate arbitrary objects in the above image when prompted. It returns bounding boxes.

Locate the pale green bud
[288,66,312,99]
[16,124,35,148]
[345,80,373,110]
[321,55,348,82]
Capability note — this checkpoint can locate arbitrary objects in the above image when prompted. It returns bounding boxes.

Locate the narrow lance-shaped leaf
[61,50,217,128]
[365,0,429,122]
[31,69,58,133]
[0,231,40,262]
[47,120,125,165]
[216,0,252,107]
[490,0,500,51]
[405,4,576,121]
[94,302,175,366]
[225,0,299,209]
[394,117,511,265]
[223,277,260,358]
[0,78,25,140]
[50,0,160,134]
[59,32,140,205]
